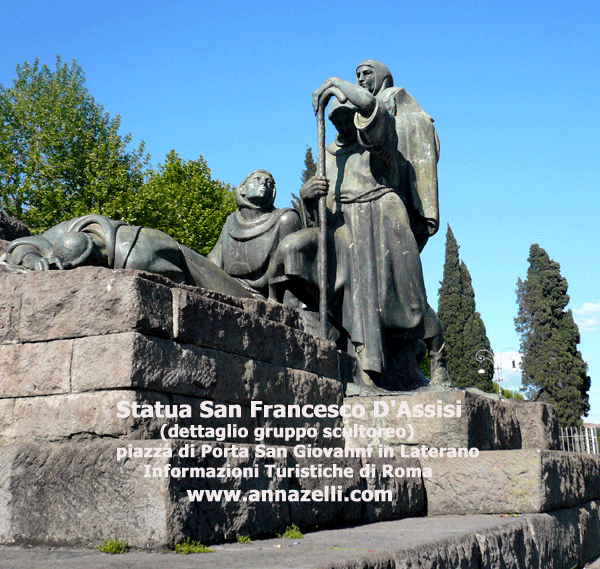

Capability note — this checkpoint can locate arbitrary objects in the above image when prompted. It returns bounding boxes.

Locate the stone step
[1,505,599,569]
[422,448,600,515]
[0,439,425,549]
[344,390,559,451]
[2,437,599,550]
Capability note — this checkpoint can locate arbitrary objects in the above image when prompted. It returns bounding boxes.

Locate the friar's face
[356,65,375,93]
[244,171,275,207]
[329,105,357,144]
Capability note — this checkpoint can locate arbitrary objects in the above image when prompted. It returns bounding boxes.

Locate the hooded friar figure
[267,60,450,388]
[356,60,449,386]
[208,170,301,297]
[1,212,258,299]
[355,59,440,252]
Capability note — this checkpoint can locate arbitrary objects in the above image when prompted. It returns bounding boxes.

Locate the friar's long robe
[275,99,432,374]
[208,207,301,297]
[3,214,257,299]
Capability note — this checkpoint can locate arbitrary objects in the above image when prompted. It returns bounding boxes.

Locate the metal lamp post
[475,349,500,396]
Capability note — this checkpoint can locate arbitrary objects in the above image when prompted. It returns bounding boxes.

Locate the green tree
[437,225,495,391]
[301,146,316,184]
[515,244,590,426]
[0,56,148,233]
[128,150,236,256]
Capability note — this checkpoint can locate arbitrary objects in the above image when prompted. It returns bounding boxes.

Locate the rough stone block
[0,390,173,444]
[392,532,481,568]
[474,520,540,569]
[0,339,72,397]
[0,385,341,447]
[1,267,341,379]
[0,399,15,445]
[167,442,293,545]
[0,440,170,548]
[198,290,303,330]
[1,328,343,446]
[422,449,600,515]
[0,282,21,345]
[70,332,341,409]
[360,456,426,524]
[70,332,343,446]
[172,287,338,377]
[524,508,581,569]
[505,399,560,450]
[539,451,600,509]
[578,500,600,565]
[344,390,522,452]
[0,439,426,548]
[0,268,174,343]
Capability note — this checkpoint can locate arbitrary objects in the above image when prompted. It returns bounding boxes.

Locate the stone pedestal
[0,268,427,547]
[344,389,559,452]
[0,267,596,551]
[0,268,341,446]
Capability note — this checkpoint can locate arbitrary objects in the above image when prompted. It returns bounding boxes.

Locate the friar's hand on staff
[300,176,329,201]
[312,77,375,117]
[312,77,348,113]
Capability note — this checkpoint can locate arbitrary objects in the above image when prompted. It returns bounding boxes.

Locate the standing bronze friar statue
[269,60,450,390]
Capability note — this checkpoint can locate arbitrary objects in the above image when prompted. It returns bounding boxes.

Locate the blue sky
[2,0,599,420]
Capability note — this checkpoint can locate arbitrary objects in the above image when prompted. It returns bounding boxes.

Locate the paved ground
[1,513,599,569]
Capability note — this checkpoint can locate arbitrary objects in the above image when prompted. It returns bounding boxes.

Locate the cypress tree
[438,226,495,391]
[515,244,590,426]
[301,146,317,184]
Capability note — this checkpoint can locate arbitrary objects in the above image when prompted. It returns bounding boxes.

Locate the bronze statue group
[2,61,450,392]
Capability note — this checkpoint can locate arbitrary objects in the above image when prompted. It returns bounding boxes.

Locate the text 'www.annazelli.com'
[186,487,392,503]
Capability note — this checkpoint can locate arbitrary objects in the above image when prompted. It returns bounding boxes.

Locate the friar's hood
[356,60,394,95]
[235,169,276,211]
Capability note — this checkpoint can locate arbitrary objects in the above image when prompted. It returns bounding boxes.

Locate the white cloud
[576,317,599,333]
[574,302,600,316]
[574,302,600,332]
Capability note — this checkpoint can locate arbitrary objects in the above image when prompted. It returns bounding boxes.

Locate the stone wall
[0,267,341,445]
[0,267,427,547]
[0,266,595,552]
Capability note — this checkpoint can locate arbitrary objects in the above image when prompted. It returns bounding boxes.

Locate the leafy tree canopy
[0,57,236,257]
[0,56,148,233]
[437,225,495,392]
[515,244,590,426]
[128,150,236,256]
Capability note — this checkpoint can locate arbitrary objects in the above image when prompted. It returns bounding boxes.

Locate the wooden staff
[314,85,346,339]
[316,102,328,339]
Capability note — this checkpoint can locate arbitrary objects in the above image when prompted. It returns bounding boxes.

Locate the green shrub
[96,538,127,554]
[278,524,303,539]
[175,538,213,554]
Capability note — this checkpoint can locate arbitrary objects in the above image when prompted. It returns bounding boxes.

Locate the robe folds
[3,214,257,299]
[274,98,436,374]
[208,207,301,297]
